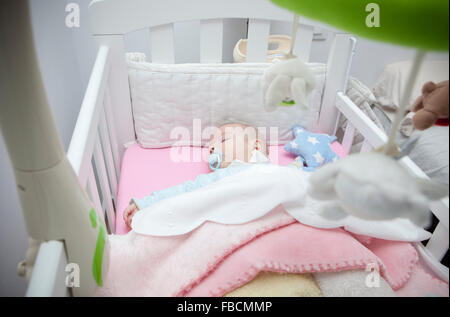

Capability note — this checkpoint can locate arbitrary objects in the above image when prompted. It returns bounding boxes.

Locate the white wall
[0,1,448,296]
[124,19,248,63]
[270,21,449,87]
[351,38,449,88]
[0,138,29,296]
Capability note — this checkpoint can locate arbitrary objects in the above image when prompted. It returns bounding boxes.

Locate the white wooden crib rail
[335,92,449,282]
[67,45,121,234]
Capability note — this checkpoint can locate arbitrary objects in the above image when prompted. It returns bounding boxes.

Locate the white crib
[26,0,449,296]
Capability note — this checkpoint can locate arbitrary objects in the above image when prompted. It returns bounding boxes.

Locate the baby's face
[208,124,266,168]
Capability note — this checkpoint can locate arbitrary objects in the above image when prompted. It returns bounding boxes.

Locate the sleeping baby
[123,123,270,228]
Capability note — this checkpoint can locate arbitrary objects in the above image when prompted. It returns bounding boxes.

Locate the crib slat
[318,35,355,134]
[94,36,135,162]
[87,164,104,222]
[200,19,223,63]
[342,122,356,154]
[247,19,270,62]
[104,86,120,180]
[426,222,449,262]
[430,197,449,230]
[99,107,118,199]
[336,93,388,148]
[150,23,175,63]
[93,140,116,233]
[293,23,314,62]
[360,139,373,153]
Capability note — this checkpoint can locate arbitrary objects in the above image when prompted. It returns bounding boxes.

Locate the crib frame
[26,0,449,296]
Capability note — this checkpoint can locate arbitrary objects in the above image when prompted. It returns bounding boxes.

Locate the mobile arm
[0,0,108,296]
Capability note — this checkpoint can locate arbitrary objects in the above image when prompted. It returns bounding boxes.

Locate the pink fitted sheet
[115,143,347,234]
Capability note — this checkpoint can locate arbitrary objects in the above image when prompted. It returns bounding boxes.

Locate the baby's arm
[123,166,247,228]
[123,201,139,229]
[123,189,182,229]
[123,178,200,228]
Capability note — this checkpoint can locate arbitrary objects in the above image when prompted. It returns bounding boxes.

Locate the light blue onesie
[132,161,251,210]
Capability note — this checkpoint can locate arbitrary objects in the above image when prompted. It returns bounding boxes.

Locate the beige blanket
[225,272,323,297]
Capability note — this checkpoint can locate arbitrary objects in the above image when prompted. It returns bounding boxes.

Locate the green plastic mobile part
[271,0,449,51]
[89,208,106,287]
[280,100,296,106]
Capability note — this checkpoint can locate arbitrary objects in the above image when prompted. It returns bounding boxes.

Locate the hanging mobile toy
[262,15,317,112]
[271,0,449,225]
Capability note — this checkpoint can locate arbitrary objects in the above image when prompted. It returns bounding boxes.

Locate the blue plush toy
[284,126,339,171]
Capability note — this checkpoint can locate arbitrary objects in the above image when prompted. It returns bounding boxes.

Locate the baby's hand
[123,202,139,229]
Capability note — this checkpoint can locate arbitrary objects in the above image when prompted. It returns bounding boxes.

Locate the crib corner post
[318,33,356,135]
[94,35,136,163]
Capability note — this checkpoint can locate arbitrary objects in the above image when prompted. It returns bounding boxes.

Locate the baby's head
[208,123,268,169]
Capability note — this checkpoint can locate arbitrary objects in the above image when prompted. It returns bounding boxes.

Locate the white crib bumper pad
[131,163,431,242]
[127,59,326,148]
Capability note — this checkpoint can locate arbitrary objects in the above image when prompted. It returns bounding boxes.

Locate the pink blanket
[185,222,418,296]
[96,206,447,297]
[395,263,449,297]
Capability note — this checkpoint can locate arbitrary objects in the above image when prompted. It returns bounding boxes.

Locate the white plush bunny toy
[262,58,316,112]
[308,151,448,227]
